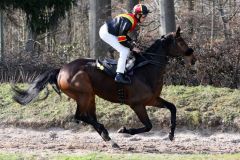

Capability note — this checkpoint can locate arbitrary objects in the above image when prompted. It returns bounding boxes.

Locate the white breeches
[99,23,130,74]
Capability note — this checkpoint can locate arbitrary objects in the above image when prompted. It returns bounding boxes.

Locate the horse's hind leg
[73,93,96,122]
[75,94,112,142]
[118,105,152,135]
[152,97,176,141]
[60,71,118,147]
[76,101,119,148]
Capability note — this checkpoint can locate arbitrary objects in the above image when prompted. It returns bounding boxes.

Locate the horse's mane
[133,33,175,67]
[145,33,174,53]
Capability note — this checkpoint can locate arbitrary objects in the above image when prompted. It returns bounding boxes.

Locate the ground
[0,126,239,156]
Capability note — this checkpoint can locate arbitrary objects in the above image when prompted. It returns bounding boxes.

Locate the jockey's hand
[132,47,141,53]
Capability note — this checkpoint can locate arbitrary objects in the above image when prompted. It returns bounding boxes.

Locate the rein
[137,51,167,67]
[142,51,165,57]
[133,33,187,68]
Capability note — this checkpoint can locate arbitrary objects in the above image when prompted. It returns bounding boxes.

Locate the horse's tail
[12,69,61,105]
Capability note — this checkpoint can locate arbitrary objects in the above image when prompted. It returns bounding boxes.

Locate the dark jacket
[106,13,138,50]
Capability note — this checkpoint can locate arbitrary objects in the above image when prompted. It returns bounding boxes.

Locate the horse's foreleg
[153,97,176,141]
[118,105,152,135]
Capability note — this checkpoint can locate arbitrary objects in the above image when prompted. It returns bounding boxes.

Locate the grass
[0,84,239,131]
[55,153,240,160]
[0,152,240,160]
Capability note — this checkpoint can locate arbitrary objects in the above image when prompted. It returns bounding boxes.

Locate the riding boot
[115,73,131,84]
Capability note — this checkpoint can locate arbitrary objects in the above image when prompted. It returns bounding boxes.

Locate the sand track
[0,127,239,156]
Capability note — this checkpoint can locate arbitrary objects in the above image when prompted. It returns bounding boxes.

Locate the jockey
[99,4,150,84]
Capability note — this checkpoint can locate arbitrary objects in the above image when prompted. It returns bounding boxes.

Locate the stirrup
[115,73,131,84]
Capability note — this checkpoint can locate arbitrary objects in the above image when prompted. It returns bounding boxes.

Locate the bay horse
[13,27,195,148]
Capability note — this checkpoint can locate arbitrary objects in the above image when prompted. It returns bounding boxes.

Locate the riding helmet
[133,4,149,15]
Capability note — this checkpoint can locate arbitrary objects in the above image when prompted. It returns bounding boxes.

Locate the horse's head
[165,27,196,65]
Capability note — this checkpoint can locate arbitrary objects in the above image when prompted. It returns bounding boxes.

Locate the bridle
[135,34,193,67]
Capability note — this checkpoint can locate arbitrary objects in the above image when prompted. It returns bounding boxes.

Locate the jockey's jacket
[106,13,138,50]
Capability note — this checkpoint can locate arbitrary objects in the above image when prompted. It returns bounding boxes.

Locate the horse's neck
[134,40,168,89]
[135,64,165,91]
[137,41,168,68]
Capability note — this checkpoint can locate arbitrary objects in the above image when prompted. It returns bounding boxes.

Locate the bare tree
[218,0,230,40]
[159,0,176,35]
[89,0,111,58]
[0,10,4,62]
[188,0,194,35]
[128,0,139,12]
[210,0,216,49]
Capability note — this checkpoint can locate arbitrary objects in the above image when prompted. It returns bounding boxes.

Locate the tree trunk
[67,11,73,44]
[128,0,139,12]
[0,10,4,63]
[218,0,231,41]
[89,0,111,58]
[210,0,216,49]
[159,0,176,35]
[187,0,194,35]
[25,28,38,53]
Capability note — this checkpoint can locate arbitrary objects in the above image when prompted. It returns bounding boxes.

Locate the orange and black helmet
[133,4,149,15]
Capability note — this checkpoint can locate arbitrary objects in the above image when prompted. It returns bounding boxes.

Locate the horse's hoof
[110,141,120,149]
[75,119,87,126]
[101,132,111,141]
[169,133,174,141]
[118,127,127,133]
[80,121,88,126]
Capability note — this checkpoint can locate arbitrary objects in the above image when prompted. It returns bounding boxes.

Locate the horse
[12,27,195,148]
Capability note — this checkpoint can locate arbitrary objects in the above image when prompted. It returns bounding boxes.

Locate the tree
[0,0,76,53]
[159,0,176,35]
[89,0,111,58]
[128,0,139,12]
[218,0,232,41]
[0,0,76,34]
[187,0,194,35]
[0,9,4,62]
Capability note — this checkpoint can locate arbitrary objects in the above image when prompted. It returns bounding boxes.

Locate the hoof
[74,119,80,124]
[75,119,87,126]
[80,121,88,126]
[101,132,111,141]
[118,127,127,133]
[169,133,174,141]
[110,140,120,149]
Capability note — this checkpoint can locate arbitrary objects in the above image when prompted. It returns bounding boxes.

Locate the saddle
[96,54,151,77]
[96,58,133,77]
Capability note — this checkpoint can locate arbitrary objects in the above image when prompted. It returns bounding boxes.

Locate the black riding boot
[115,73,131,84]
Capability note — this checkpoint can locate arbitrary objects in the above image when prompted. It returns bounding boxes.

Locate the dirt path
[0,127,239,156]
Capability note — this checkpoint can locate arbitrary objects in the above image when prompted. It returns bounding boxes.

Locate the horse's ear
[176,27,181,37]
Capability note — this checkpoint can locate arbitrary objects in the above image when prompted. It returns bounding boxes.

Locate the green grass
[55,153,240,160]
[0,152,240,160]
[0,84,239,130]
[0,153,35,160]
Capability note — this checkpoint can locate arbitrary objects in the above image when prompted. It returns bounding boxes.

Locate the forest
[0,0,239,88]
